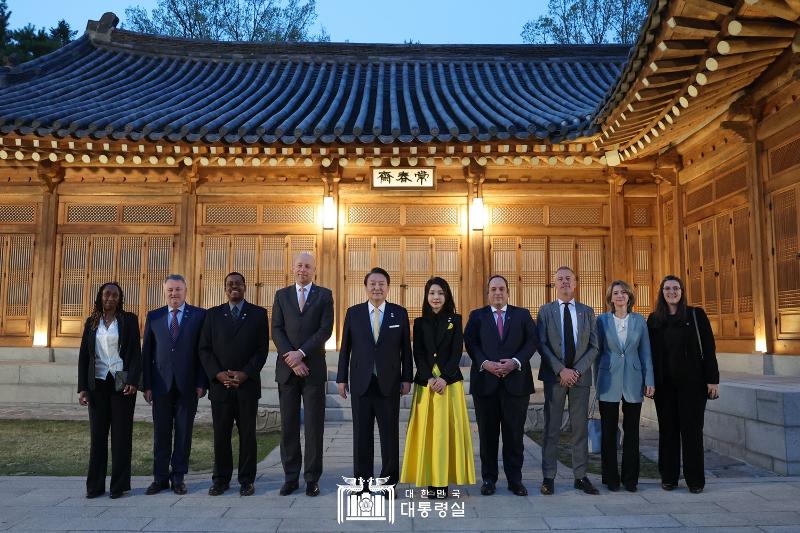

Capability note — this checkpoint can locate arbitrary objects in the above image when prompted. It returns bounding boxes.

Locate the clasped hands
[484,359,517,378]
[559,368,580,388]
[283,350,309,377]
[427,377,447,394]
[216,370,248,388]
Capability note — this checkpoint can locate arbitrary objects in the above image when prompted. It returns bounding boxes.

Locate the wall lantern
[322,195,336,229]
[471,197,486,231]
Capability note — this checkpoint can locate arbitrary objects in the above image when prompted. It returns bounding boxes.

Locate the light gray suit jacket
[536,300,599,387]
[594,312,654,403]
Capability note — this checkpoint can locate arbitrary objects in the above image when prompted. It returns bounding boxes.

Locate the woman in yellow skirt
[401,276,475,498]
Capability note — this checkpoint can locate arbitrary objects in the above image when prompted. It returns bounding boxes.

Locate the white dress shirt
[481,305,521,371]
[94,319,123,379]
[614,314,629,346]
[370,301,386,328]
[296,282,313,307]
[166,303,186,328]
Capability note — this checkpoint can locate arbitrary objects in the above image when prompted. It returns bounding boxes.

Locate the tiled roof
[0,21,629,145]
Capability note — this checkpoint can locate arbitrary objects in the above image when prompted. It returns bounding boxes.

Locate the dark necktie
[495,309,504,339]
[170,308,180,341]
[563,302,576,368]
[231,305,240,322]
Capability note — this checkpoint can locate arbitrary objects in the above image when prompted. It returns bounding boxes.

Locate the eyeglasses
[662,287,682,292]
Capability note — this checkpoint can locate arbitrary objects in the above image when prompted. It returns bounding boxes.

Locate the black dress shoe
[479,481,496,495]
[85,490,105,499]
[306,482,320,497]
[145,481,170,495]
[172,482,187,495]
[661,482,677,491]
[109,491,124,499]
[240,483,255,496]
[688,486,704,494]
[540,478,554,495]
[208,483,229,496]
[624,484,638,493]
[606,483,620,492]
[507,483,528,496]
[574,477,599,495]
[280,480,299,496]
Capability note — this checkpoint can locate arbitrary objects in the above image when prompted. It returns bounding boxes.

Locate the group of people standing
[76,253,719,501]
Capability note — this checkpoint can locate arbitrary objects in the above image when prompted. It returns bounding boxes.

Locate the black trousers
[599,399,642,487]
[278,375,325,483]
[654,383,708,488]
[473,388,529,486]
[86,375,136,495]
[152,382,198,484]
[350,375,400,486]
[210,390,258,486]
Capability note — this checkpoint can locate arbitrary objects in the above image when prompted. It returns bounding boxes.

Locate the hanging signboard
[371,168,436,190]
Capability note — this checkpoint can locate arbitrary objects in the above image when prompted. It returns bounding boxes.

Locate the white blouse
[613,314,630,346]
[94,319,123,379]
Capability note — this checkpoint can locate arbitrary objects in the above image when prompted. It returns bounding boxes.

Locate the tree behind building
[521,0,648,45]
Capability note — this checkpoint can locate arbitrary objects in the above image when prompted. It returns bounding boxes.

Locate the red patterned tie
[495,309,504,339]
[170,308,179,341]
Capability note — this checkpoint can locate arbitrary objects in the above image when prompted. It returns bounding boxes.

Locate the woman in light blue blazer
[595,280,654,492]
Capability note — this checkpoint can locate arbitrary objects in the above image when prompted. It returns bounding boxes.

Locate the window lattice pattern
[0,204,36,223]
[773,187,800,310]
[769,136,800,176]
[0,234,35,335]
[715,166,747,199]
[665,200,674,223]
[262,205,316,224]
[733,207,753,314]
[630,237,654,315]
[66,204,119,223]
[491,206,545,225]
[205,204,258,224]
[122,205,176,225]
[686,184,713,213]
[348,205,401,225]
[549,206,602,225]
[405,205,459,226]
[630,205,652,227]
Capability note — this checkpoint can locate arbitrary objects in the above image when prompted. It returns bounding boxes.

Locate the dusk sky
[6,0,549,44]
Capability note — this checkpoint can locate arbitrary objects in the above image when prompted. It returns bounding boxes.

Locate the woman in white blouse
[77,282,141,499]
[594,280,654,493]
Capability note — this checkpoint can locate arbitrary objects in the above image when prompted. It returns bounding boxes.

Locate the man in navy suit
[271,252,334,497]
[336,267,412,487]
[142,274,207,495]
[199,272,269,497]
[464,275,539,497]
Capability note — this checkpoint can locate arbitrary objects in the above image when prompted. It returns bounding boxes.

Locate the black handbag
[113,370,128,392]
[692,308,717,400]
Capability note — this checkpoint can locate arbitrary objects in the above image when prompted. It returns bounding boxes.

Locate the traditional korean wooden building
[0,1,798,365]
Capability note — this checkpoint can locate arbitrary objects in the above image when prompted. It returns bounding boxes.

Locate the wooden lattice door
[0,234,35,336]
[56,234,174,336]
[197,234,317,309]
[343,235,462,323]
[489,236,607,318]
[771,185,800,338]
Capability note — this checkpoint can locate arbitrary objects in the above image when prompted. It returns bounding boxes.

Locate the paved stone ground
[1,405,799,532]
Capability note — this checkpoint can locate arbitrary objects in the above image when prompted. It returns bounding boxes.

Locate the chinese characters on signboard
[372,168,436,189]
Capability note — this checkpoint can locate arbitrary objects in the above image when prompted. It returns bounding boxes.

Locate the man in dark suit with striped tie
[271,252,334,497]
[464,275,539,497]
[199,272,269,497]
[336,267,413,487]
[142,274,207,495]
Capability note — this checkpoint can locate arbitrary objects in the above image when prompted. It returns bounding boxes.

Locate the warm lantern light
[755,336,767,354]
[33,330,48,347]
[322,196,336,229]
[471,197,486,231]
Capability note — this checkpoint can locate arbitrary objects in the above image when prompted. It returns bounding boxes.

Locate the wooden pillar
[655,181,668,282]
[179,188,198,303]
[319,175,339,347]
[32,188,58,348]
[746,127,774,354]
[465,171,486,313]
[671,179,686,278]
[608,173,627,281]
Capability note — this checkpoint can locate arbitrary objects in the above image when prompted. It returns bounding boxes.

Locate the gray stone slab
[622,528,762,533]
[704,410,746,444]
[760,528,800,533]
[278,517,415,531]
[673,511,800,527]
[745,419,788,461]
[544,514,681,529]
[96,505,228,518]
[412,516,548,531]
[8,517,152,531]
[143,517,280,532]
[708,384,757,419]
[596,502,725,515]
[715,498,800,513]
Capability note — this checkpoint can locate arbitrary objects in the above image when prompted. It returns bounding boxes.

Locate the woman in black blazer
[400,277,475,498]
[77,282,141,499]
[647,275,719,494]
